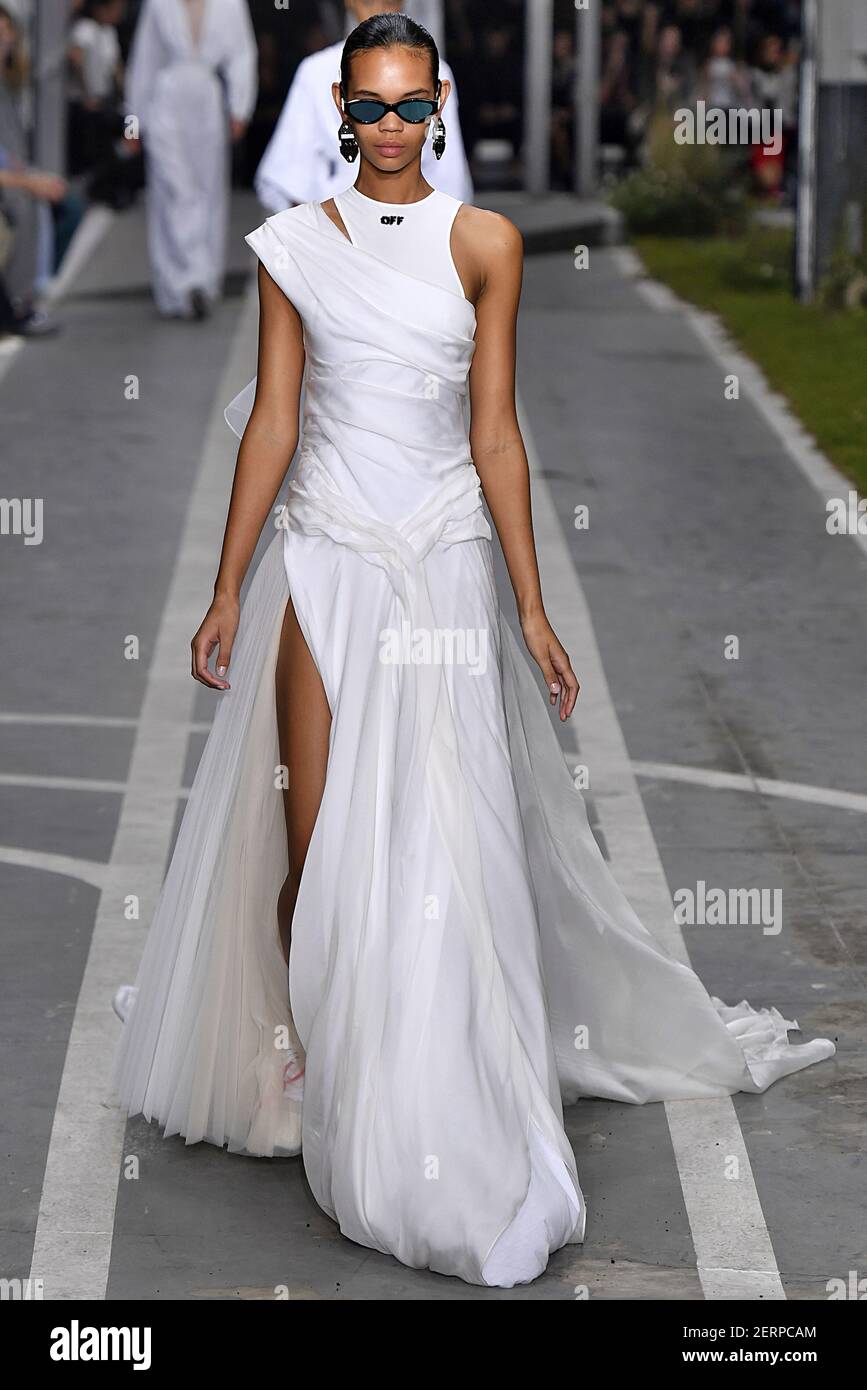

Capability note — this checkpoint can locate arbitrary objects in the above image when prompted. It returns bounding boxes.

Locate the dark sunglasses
[343,85,441,125]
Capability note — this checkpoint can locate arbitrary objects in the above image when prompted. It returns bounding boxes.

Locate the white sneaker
[112,985,138,1023]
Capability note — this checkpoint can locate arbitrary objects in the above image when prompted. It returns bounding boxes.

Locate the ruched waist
[306,358,469,400]
[276,450,491,576]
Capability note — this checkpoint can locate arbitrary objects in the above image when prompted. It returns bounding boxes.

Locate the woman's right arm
[191,261,304,688]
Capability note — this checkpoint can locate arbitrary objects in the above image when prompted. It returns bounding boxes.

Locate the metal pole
[575,0,600,196]
[32,0,68,174]
[795,0,820,302]
[524,0,553,194]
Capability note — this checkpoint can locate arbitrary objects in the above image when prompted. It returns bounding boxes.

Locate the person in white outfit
[111,11,835,1290]
[125,0,258,318]
[255,0,472,211]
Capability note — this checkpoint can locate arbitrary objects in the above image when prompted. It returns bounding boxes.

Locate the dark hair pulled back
[340,13,440,99]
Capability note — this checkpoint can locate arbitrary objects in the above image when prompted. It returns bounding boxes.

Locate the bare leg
[275,594,331,967]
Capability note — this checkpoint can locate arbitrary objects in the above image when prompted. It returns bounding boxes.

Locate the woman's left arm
[467,211,580,720]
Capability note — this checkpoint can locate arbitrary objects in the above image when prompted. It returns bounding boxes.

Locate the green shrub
[611,165,749,236]
[610,108,750,238]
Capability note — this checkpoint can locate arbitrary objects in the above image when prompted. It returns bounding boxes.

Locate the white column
[32,0,68,174]
[524,0,553,193]
[575,0,601,197]
[795,0,819,301]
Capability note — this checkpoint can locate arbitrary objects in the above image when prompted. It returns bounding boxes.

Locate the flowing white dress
[110,185,836,1288]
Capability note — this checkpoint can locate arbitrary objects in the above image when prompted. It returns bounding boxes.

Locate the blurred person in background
[748,30,798,201]
[599,28,640,166]
[698,24,752,107]
[641,22,694,114]
[67,0,126,175]
[469,21,522,175]
[0,185,15,334]
[550,26,576,191]
[243,15,335,185]
[729,0,801,58]
[126,0,258,320]
[242,29,289,184]
[0,270,17,336]
[621,19,695,163]
[663,0,715,55]
[68,0,141,209]
[255,0,472,212]
[614,0,660,66]
[0,3,78,336]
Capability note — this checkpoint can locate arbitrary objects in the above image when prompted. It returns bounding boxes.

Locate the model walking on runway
[111,13,835,1288]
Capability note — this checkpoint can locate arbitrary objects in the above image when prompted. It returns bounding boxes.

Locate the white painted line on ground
[611,245,867,565]
[0,846,106,892]
[520,393,785,1302]
[44,206,116,305]
[27,282,259,1302]
[0,333,22,387]
[0,772,193,798]
[631,277,681,313]
[0,713,141,728]
[0,712,212,732]
[0,774,129,795]
[634,760,867,815]
[609,246,645,279]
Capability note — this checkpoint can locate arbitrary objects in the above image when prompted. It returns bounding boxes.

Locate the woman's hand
[24,171,67,203]
[191,595,240,690]
[520,611,580,721]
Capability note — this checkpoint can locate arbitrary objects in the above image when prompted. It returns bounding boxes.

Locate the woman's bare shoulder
[453,203,523,291]
[454,203,522,250]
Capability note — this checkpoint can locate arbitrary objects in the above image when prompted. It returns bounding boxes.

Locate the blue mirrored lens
[395,101,436,122]
[346,101,387,123]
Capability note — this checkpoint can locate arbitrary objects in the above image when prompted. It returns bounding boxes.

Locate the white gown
[126,0,258,315]
[110,184,836,1288]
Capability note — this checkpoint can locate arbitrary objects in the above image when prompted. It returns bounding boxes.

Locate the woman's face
[760,35,783,68]
[658,26,682,61]
[332,46,449,178]
[711,27,732,59]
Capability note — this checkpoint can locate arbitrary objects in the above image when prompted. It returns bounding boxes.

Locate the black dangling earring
[432,114,446,160]
[338,118,358,163]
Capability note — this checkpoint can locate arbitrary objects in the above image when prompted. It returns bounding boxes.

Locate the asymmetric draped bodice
[246,201,479,527]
